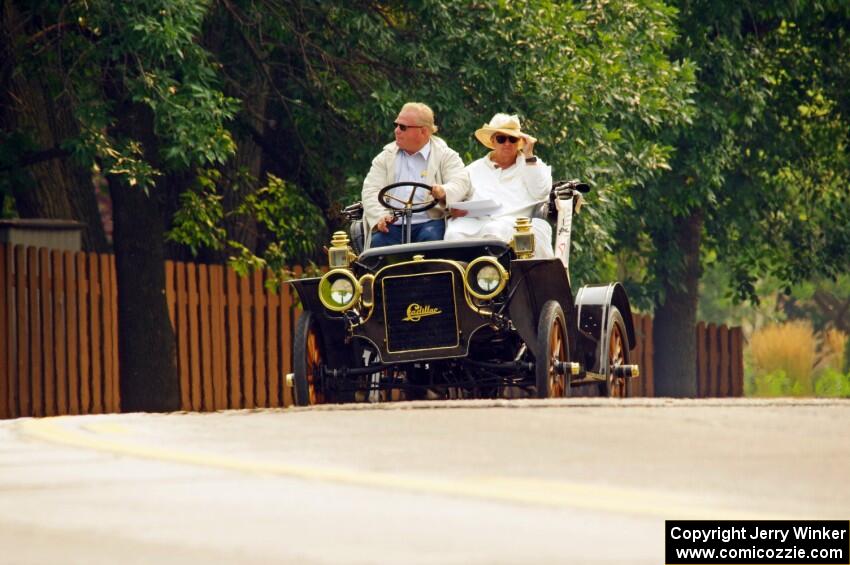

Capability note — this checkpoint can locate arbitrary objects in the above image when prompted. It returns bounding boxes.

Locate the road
[1,398,848,564]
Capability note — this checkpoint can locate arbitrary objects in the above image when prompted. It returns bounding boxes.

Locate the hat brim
[474,126,537,150]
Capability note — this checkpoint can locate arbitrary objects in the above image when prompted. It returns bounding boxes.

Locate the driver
[362,102,471,248]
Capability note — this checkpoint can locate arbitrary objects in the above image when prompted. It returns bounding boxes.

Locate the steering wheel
[377,181,438,214]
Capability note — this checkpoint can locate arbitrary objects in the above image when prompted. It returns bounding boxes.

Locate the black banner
[665,520,849,564]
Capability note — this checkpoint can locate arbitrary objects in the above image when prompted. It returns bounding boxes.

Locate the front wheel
[535,301,569,398]
[601,307,630,398]
[293,311,326,406]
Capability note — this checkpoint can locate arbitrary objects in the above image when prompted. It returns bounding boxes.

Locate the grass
[746,322,850,397]
[748,321,816,396]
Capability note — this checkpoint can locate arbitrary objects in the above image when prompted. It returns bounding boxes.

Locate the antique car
[288,180,639,405]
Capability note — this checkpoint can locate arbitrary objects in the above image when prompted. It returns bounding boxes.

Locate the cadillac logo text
[402,303,442,322]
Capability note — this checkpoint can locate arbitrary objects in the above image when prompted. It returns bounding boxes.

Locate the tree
[0,0,108,250]
[616,1,850,396]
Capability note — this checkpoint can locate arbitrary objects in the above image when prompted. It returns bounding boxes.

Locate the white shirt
[455,153,551,229]
[391,141,431,224]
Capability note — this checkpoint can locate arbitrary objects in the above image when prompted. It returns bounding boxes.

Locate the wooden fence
[163,260,299,412]
[1,243,744,419]
[630,314,744,397]
[0,244,119,419]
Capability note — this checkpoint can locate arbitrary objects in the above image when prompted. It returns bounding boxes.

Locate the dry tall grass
[820,328,848,372]
[749,321,816,395]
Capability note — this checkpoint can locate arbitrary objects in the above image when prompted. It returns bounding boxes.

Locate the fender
[287,277,352,369]
[507,259,577,360]
[574,282,636,373]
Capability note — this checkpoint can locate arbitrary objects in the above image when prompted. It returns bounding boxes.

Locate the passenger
[445,113,554,258]
[362,102,471,249]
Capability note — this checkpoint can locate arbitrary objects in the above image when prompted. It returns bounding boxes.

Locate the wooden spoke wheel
[602,307,630,398]
[293,311,326,406]
[535,300,569,399]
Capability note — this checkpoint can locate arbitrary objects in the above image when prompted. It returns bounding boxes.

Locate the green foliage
[747,369,792,398]
[813,369,850,398]
[237,174,325,271]
[13,0,846,301]
[617,1,850,309]
[746,368,837,398]
[167,170,228,254]
[59,0,239,188]
[697,263,785,330]
[167,170,324,272]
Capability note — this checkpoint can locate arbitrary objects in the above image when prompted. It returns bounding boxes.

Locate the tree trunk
[0,0,109,252]
[109,102,180,412]
[653,210,703,397]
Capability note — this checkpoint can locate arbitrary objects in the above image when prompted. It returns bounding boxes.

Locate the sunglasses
[394,122,423,132]
[494,134,519,144]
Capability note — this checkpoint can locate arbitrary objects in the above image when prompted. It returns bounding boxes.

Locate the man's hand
[374,214,396,233]
[431,184,446,202]
[449,208,468,218]
[522,135,536,158]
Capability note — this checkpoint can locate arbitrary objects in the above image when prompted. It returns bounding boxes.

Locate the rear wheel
[535,301,569,398]
[293,311,326,406]
[602,307,630,398]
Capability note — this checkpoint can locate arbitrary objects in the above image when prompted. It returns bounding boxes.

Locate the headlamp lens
[330,278,354,305]
[476,265,501,292]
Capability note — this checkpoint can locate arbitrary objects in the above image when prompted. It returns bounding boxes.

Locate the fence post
[40,248,55,416]
[730,327,744,397]
[65,251,79,415]
[642,315,654,397]
[110,254,120,411]
[226,267,240,409]
[175,261,191,411]
[253,270,266,407]
[100,253,116,413]
[719,325,730,397]
[210,265,227,410]
[240,272,254,409]
[0,244,9,419]
[76,252,90,413]
[88,252,103,413]
[198,264,214,411]
[696,321,707,397]
[267,272,281,408]
[281,274,294,407]
[707,323,720,397]
[187,262,201,412]
[53,250,67,416]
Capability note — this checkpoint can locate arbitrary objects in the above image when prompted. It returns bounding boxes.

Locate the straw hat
[474,113,537,149]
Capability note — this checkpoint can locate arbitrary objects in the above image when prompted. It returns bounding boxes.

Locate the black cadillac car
[288,181,639,405]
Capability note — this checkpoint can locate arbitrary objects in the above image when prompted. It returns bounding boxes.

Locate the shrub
[751,369,792,397]
[749,321,816,396]
[814,369,850,398]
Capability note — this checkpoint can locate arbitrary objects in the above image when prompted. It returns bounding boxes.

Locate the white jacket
[361,136,471,236]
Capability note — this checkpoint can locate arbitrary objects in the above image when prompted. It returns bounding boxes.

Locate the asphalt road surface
[1,398,848,564]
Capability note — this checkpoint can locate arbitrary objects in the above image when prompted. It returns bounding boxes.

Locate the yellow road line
[20,418,786,520]
[82,422,132,435]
